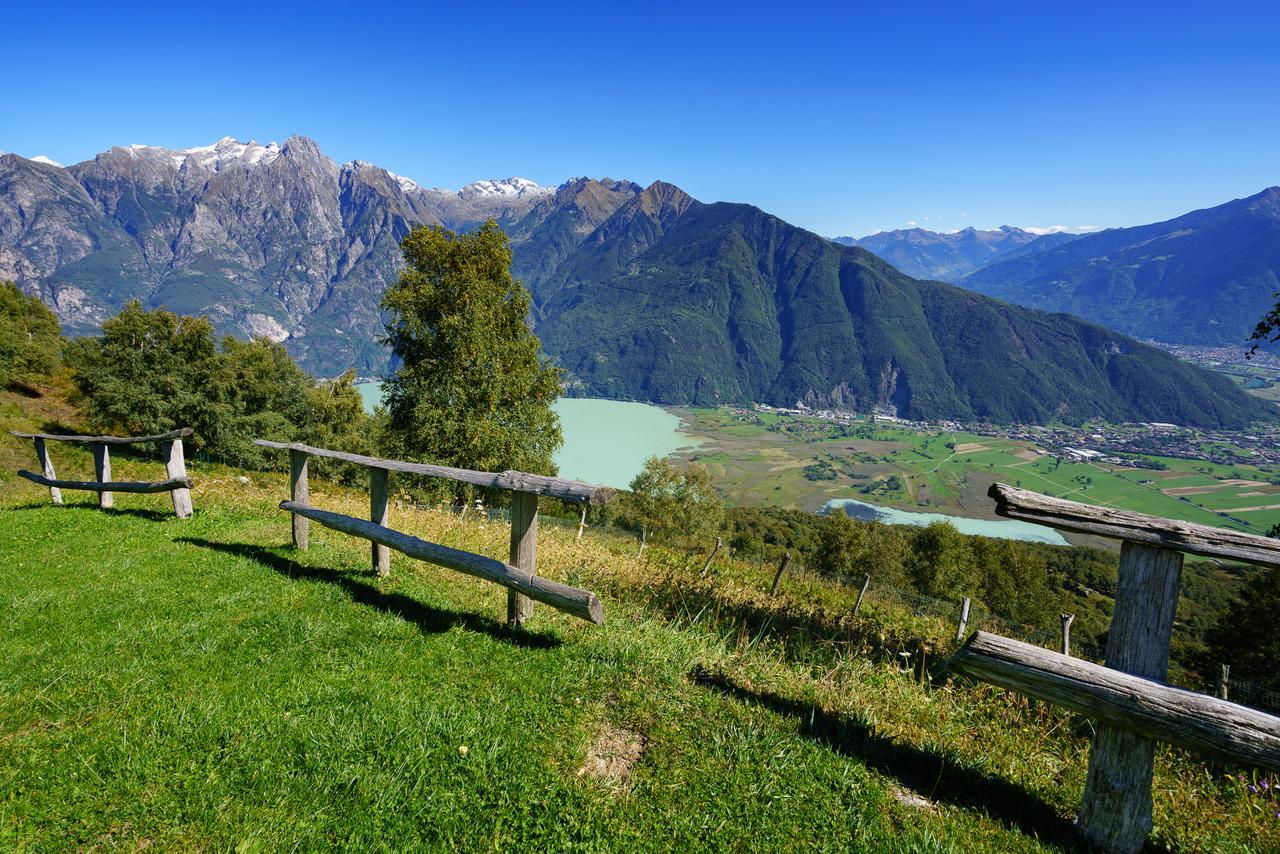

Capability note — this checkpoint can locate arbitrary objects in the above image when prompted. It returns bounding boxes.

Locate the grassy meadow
[0,389,1276,851]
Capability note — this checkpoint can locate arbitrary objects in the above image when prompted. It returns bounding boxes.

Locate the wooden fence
[947,483,1280,853]
[13,428,194,518]
[254,440,614,626]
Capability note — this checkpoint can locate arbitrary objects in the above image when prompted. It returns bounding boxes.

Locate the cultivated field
[678,408,1280,536]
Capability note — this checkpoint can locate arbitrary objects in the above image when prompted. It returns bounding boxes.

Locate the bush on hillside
[0,280,63,391]
[70,300,371,472]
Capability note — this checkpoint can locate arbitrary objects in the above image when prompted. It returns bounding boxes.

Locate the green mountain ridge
[532,192,1274,428]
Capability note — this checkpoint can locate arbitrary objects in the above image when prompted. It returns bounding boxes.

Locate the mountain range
[958,187,1280,346]
[0,136,1273,428]
[833,226,1081,282]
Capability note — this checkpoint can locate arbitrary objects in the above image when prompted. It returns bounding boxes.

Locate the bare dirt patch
[1163,486,1220,496]
[579,724,645,792]
[952,442,988,454]
[1221,479,1267,487]
[890,784,937,812]
[1222,503,1280,513]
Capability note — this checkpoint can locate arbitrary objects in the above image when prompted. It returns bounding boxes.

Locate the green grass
[1,396,1276,851]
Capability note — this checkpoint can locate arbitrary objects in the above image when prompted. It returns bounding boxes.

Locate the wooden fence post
[370,468,390,577]
[1077,541,1183,853]
[289,449,309,550]
[165,439,192,518]
[1218,664,1230,701]
[637,526,647,558]
[92,443,113,509]
[955,597,971,643]
[853,574,871,617]
[32,437,62,505]
[700,537,722,578]
[1061,613,1075,657]
[508,491,537,626]
[577,505,588,542]
[769,552,792,596]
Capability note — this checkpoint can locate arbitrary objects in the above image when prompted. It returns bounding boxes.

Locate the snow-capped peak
[124,137,282,172]
[30,155,64,167]
[457,177,552,201]
[386,169,421,194]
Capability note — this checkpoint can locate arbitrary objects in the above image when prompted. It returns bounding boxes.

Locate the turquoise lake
[822,497,1070,545]
[358,382,1070,544]
[356,384,698,489]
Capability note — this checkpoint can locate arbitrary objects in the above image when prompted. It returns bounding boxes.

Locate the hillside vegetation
[0,390,1274,851]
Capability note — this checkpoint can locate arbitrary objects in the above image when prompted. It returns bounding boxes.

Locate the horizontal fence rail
[253,440,615,505]
[950,632,1280,771]
[256,439,611,627]
[11,428,193,446]
[990,482,1280,569]
[962,482,1280,853]
[11,429,193,518]
[281,501,603,624]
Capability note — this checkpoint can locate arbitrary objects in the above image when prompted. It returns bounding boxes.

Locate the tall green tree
[380,221,562,477]
[0,281,63,390]
[910,520,976,598]
[627,456,723,542]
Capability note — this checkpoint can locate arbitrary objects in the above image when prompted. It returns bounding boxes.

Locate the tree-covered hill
[533,190,1275,427]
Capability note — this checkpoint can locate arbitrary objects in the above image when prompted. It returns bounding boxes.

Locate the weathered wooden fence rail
[948,483,1280,853]
[254,440,613,626]
[13,428,194,518]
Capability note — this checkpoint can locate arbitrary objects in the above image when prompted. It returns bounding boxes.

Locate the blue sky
[6,2,1279,237]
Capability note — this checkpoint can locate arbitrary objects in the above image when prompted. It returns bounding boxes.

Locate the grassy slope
[0,392,1273,851]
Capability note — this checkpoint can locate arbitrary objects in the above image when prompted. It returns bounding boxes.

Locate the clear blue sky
[6,1,1279,237]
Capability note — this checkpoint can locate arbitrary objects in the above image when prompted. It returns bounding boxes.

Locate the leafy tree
[72,301,371,468]
[1200,567,1280,691]
[380,221,562,479]
[910,520,975,598]
[627,456,723,542]
[72,301,221,443]
[0,280,63,389]
[972,537,1055,627]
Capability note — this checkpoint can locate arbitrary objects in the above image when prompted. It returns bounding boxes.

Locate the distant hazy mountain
[960,188,1280,345]
[0,136,1272,427]
[833,226,1080,282]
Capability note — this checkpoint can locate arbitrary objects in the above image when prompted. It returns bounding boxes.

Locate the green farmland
[678,408,1280,537]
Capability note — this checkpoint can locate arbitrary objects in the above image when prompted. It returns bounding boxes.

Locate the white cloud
[1024,224,1102,235]
[905,220,918,227]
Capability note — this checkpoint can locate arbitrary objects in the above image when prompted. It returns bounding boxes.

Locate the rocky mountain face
[0,136,1273,427]
[959,188,1280,345]
[834,226,1080,282]
[0,136,558,374]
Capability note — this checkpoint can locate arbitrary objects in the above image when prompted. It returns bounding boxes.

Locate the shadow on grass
[690,665,1081,848]
[176,537,561,650]
[4,502,177,522]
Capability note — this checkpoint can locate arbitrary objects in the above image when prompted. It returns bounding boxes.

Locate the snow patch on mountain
[30,155,64,167]
[125,137,282,172]
[457,177,552,200]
